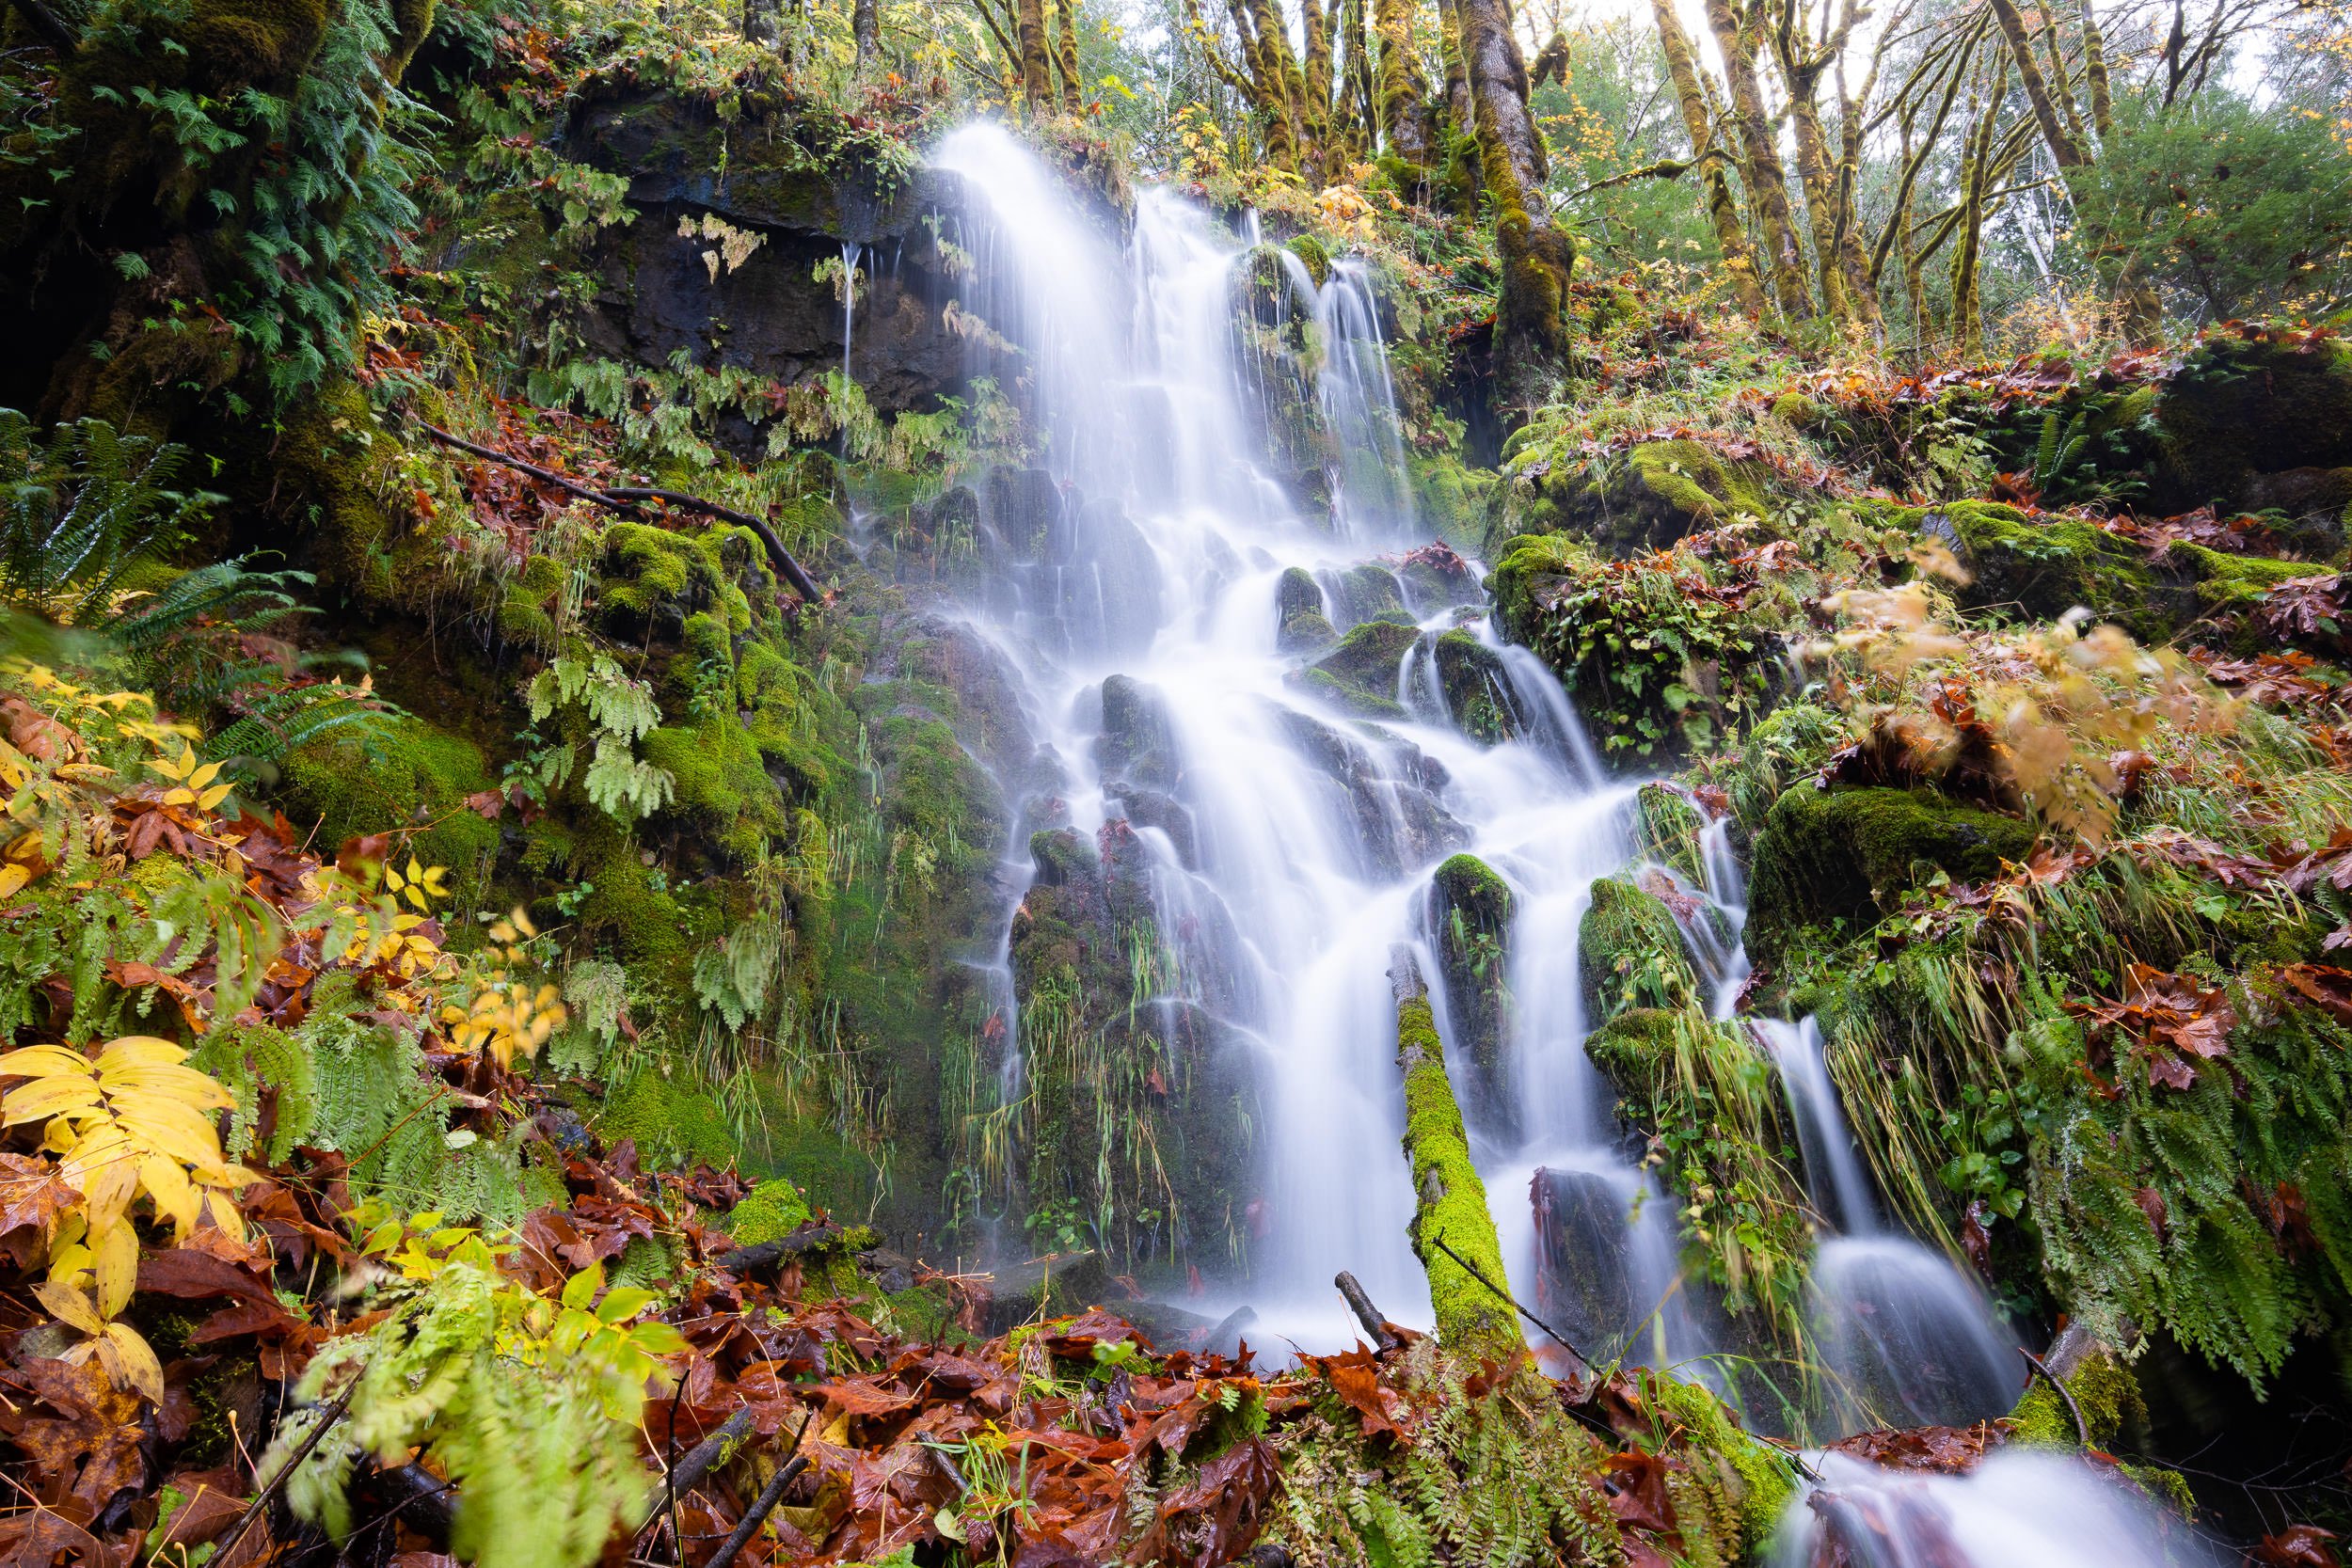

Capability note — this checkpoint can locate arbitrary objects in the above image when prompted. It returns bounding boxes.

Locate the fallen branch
[2017,1347,2090,1447]
[1334,1271,1400,1354]
[216,1383,358,1562]
[710,1221,852,1275]
[703,1410,815,1568]
[412,420,823,605]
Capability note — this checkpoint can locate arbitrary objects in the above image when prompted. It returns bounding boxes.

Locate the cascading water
[1773,1449,2217,1567]
[926,125,2011,1429]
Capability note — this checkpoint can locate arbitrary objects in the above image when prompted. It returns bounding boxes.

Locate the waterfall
[1772,1449,2216,1568]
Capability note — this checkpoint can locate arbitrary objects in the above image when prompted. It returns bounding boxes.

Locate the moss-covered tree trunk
[1015,0,1055,107]
[1701,0,1814,320]
[1455,0,1575,412]
[1301,0,1336,177]
[1052,0,1083,111]
[1391,946,1525,1363]
[852,0,879,61]
[1647,0,1768,319]
[1375,0,1433,164]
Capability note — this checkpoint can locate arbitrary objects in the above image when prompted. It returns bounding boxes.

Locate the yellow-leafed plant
[0,1034,255,1401]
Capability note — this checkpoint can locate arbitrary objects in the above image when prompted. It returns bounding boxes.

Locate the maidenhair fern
[691,917,783,1032]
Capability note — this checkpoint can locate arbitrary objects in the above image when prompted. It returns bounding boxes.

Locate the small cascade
[838,241,862,380]
[1773,1449,2214,1568]
[1315,259,1416,537]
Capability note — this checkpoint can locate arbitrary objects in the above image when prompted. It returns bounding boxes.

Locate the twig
[215,1383,357,1562]
[1430,1234,1589,1375]
[411,420,823,604]
[661,1407,757,1505]
[704,1409,815,1568]
[2018,1346,2090,1446]
[1333,1271,1400,1353]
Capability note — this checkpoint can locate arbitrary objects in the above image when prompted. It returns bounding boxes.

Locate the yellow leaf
[0,1043,98,1079]
[0,865,28,899]
[197,784,230,813]
[93,1220,137,1318]
[95,1036,190,1071]
[31,1278,104,1335]
[103,1322,165,1404]
[140,1153,199,1235]
[2,1076,103,1126]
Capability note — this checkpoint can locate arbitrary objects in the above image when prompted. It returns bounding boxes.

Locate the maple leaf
[2279,964,2352,1024]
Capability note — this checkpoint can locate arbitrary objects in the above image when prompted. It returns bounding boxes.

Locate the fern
[527,653,674,823]
[0,409,218,627]
[691,919,783,1032]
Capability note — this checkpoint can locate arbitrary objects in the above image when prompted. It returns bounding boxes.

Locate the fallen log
[708,1220,852,1275]
[412,420,824,604]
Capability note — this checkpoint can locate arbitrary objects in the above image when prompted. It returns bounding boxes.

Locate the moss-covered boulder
[1431,629,1513,744]
[1323,562,1411,628]
[1494,437,1780,557]
[1295,620,1418,719]
[1096,674,1182,791]
[1745,785,2036,965]
[1582,1007,1682,1104]
[1579,878,1700,1025]
[1429,854,1515,1140]
[2153,331,2352,509]
[276,718,501,898]
[1277,565,1325,625]
[724,1177,813,1244]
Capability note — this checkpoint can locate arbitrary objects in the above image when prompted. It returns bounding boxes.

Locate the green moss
[1900,501,2168,636]
[1495,438,1778,557]
[1279,610,1340,656]
[1297,619,1421,720]
[2170,543,2319,608]
[1397,991,1522,1360]
[640,719,786,865]
[275,717,501,896]
[1489,531,1598,648]
[1582,1007,1681,1097]
[2155,332,2352,505]
[1746,785,2036,966]
[1579,877,1699,1024]
[723,1177,813,1245]
[1647,1374,1798,1553]
[1284,234,1331,288]
[1432,630,1510,744]
[498,553,567,651]
[1768,391,1820,430]
[2007,1347,2144,1451]
[1430,854,1515,1136]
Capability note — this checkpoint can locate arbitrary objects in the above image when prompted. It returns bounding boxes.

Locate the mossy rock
[274,718,501,898]
[2007,1346,2147,1452]
[1324,563,1409,628]
[2154,333,2352,508]
[723,1177,813,1245]
[1582,1007,1681,1104]
[1429,854,1515,1139]
[1431,629,1511,744]
[1096,674,1181,790]
[1276,565,1325,626]
[1744,785,2036,966]
[1579,878,1699,1025]
[1645,1374,1799,1555]
[1278,609,1340,656]
[1898,501,2172,637]
[1284,233,1331,288]
[1302,620,1419,717]
[640,719,789,866]
[1489,531,1601,652]
[1496,438,1780,558]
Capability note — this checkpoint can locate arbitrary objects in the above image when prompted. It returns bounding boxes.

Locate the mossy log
[1391,945,1524,1363]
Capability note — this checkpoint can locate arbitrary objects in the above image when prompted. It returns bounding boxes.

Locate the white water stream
[927,122,2018,1425]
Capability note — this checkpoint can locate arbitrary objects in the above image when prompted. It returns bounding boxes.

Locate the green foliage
[526,653,675,823]
[0,411,218,629]
[265,1226,680,1568]
[1270,1340,1621,1568]
[2074,88,2352,322]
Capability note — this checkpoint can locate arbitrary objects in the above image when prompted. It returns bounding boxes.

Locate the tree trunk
[1391,948,1524,1362]
[1648,0,1767,317]
[1053,0,1082,111]
[1702,0,1813,318]
[1987,0,2085,171]
[1374,0,1432,163]
[1779,80,1855,322]
[1302,0,1336,177]
[1340,0,1376,162]
[852,0,878,62]
[1437,0,1474,134]
[1456,0,1576,409]
[2079,0,2112,135]
[1015,0,1055,107]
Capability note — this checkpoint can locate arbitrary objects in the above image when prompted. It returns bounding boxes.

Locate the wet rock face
[563,89,968,433]
[1532,1165,1639,1358]
[1429,853,1516,1141]
[1278,706,1468,879]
